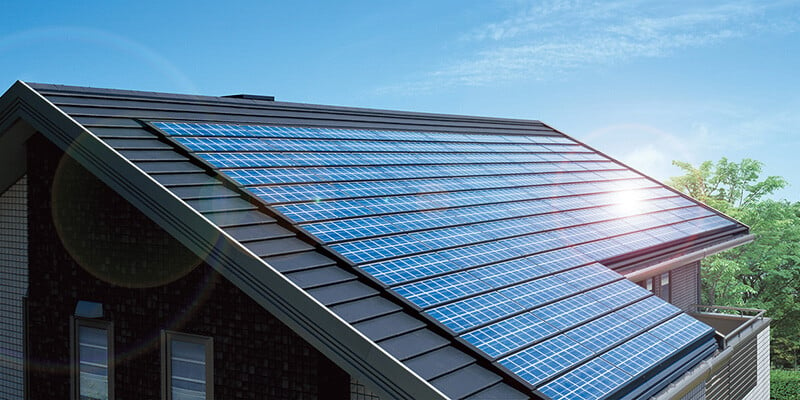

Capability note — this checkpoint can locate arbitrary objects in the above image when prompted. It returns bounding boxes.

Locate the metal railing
[689,304,766,349]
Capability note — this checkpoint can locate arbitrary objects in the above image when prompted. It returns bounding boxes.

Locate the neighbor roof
[0,81,750,400]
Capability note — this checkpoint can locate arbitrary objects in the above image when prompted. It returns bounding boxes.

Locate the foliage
[670,158,799,369]
[771,369,800,400]
[669,158,787,211]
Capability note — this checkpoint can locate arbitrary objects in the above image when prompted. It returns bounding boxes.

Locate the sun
[611,189,647,216]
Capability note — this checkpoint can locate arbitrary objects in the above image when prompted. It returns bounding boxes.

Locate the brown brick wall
[25,134,348,399]
[671,261,700,311]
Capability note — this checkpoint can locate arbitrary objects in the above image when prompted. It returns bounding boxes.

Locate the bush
[771,369,800,400]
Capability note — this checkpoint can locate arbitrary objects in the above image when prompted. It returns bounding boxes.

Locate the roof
[0,81,751,399]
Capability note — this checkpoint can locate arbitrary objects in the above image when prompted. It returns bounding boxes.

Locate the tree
[669,158,799,368]
[669,158,787,211]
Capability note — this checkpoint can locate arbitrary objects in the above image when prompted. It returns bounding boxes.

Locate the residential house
[0,81,769,399]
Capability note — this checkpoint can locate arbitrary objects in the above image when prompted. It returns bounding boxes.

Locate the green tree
[669,158,799,368]
[669,158,787,211]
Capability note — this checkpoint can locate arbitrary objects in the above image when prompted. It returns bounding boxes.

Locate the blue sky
[3,0,799,200]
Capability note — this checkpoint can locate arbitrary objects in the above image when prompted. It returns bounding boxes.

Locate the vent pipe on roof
[223,94,275,101]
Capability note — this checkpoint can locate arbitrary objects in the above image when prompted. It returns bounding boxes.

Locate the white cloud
[577,122,704,181]
[399,1,799,89]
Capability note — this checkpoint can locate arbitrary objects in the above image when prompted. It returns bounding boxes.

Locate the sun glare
[612,189,646,216]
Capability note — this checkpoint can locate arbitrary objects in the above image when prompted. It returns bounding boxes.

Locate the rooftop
[0,81,752,399]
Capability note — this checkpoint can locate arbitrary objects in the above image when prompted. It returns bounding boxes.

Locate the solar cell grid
[205,151,590,168]
[153,122,736,399]
[499,264,618,309]
[276,179,655,222]
[618,296,681,329]
[600,332,677,376]
[462,311,558,358]
[468,256,564,288]
[361,253,455,285]
[500,334,594,386]
[331,213,581,265]
[426,291,524,333]
[590,280,652,310]
[531,282,630,331]
[392,270,491,309]
[221,160,616,181]
[539,357,630,400]
[565,312,635,352]
[648,314,715,350]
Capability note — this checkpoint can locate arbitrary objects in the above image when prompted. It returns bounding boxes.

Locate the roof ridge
[25,81,547,127]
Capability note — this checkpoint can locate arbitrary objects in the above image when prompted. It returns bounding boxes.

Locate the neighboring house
[0,81,769,400]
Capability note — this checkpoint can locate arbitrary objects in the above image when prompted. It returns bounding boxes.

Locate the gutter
[624,234,755,282]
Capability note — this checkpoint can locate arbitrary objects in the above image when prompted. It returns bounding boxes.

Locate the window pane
[78,325,109,400]
[660,272,671,301]
[170,337,207,400]
[171,359,206,381]
[172,386,206,400]
[172,340,205,362]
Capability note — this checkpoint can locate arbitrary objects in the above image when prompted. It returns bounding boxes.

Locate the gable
[0,81,475,399]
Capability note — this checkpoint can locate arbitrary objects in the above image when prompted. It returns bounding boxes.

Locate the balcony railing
[688,304,766,349]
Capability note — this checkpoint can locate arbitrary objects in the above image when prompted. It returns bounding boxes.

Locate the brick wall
[25,135,348,399]
[0,175,27,399]
[670,261,700,311]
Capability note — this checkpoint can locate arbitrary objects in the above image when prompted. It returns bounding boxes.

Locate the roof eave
[623,233,755,282]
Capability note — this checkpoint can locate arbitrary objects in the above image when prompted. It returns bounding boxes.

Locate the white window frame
[161,331,213,400]
[659,271,671,302]
[71,318,114,400]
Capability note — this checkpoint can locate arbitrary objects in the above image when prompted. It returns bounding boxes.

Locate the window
[638,277,654,292]
[659,272,671,302]
[162,331,213,400]
[638,275,670,301]
[73,319,113,400]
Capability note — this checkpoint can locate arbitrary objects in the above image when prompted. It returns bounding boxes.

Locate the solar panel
[153,121,731,399]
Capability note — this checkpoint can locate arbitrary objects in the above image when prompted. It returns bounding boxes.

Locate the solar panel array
[154,122,726,399]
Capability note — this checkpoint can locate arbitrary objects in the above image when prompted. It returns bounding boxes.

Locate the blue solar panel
[462,311,559,358]
[539,357,630,400]
[501,334,595,386]
[426,291,524,333]
[153,121,732,399]
[392,271,490,309]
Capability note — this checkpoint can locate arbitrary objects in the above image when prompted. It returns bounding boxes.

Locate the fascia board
[1,81,449,400]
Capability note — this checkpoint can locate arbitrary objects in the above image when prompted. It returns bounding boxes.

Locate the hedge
[771,369,800,400]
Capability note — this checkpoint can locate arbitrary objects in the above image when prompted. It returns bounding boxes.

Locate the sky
[2,0,799,201]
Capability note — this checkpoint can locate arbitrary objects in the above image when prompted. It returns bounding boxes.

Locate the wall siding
[0,175,27,400]
[706,335,758,400]
[670,261,700,311]
[25,135,349,399]
[744,327,770,400]
[351,378,382,400]
[679,381,706,400]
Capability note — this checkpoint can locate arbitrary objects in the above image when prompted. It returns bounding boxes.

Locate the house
[0,81,769,399]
